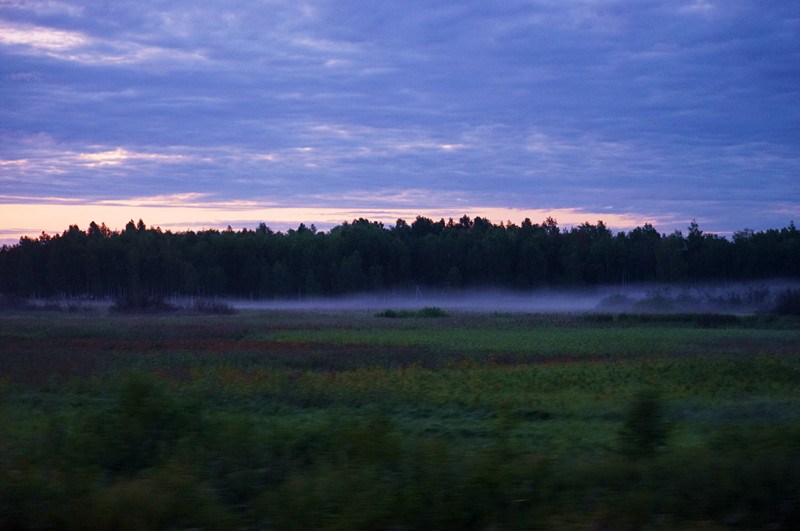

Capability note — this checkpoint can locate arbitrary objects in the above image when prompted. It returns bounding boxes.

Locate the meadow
[1,308,799,529]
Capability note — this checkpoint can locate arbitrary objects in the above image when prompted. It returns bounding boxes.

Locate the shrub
[618,389,670,459]
[66,371,202,473]
[84,460,234,530]
[375,307,449,318]
[415,306,449,318]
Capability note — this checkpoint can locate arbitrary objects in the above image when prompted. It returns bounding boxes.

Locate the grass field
[1,308,799,529]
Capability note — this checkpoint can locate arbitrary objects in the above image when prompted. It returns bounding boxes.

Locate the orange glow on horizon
[0,198,667,244]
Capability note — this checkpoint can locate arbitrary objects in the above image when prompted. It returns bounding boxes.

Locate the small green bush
[375,307,449,318]
[618,389,670,459]
[415,306,449,318]
[66,371,202,473]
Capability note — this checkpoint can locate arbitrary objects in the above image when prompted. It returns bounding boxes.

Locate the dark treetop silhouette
[1,217,798,300]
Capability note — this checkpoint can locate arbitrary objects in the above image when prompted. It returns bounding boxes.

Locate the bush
[375,307,449,318]
[66,371,202,473]
[415,306,449,318]
[84,461,233,530]
[618,389,670,459]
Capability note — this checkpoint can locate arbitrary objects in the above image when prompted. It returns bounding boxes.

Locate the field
[1,308,799,529]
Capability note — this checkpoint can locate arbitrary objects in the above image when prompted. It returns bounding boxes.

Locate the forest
[1,216,798,301]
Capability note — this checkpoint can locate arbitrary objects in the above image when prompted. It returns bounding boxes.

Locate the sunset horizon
[1,192,689,246]
[2,1,798,246]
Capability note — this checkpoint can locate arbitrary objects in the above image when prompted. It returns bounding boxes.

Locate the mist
[222,280,800,314]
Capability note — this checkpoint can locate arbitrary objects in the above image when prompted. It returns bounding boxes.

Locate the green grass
[1,309,799,529]
[266,325,798,358]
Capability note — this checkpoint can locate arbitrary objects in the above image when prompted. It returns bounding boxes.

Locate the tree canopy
[1,217,798,299]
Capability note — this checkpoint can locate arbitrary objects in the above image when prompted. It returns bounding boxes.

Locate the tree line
[1,216,798,300]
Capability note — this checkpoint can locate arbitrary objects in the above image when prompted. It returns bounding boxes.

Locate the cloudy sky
[1,0,798,244]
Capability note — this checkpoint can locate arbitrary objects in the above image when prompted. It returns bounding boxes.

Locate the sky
[1,0,798,245]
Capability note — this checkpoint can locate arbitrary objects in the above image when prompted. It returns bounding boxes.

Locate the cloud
[0,0,797,243]
[0,159,29,166]
[75,148,188,167]
[0,17,208,66]
[6,71,44,82]
[3,0,83,17]
[0,20,86,50]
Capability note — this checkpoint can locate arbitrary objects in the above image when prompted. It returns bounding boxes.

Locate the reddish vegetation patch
[1,340,105,384]
[0,337,259,384]
[3,326,779,385]
[0,336,419,384]
[102,338,317,354]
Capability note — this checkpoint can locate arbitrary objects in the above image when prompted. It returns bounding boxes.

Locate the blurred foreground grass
[1,309,799,529]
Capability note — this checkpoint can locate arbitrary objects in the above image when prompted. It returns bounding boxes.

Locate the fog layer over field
[231,289,603,313]
[226,280,800,314]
